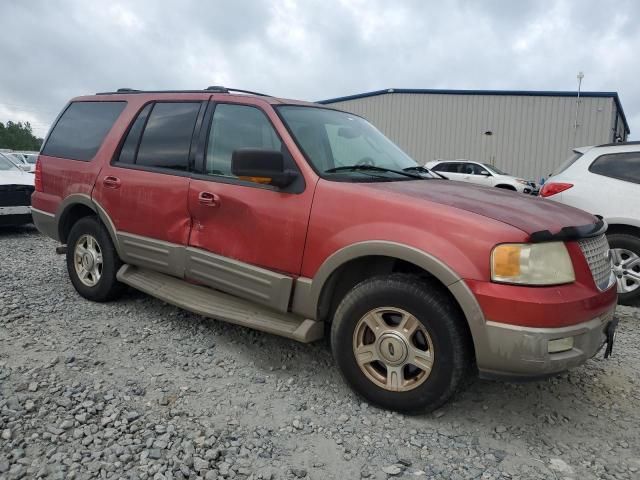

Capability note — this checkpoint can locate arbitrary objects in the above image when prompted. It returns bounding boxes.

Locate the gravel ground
[1,225,639,480]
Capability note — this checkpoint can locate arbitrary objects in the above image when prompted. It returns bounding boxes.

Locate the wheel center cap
[82,253,94,269]
[377,333,408,365]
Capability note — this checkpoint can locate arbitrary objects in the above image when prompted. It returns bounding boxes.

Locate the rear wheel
[608,233,640,306]
[330,274,471,413]
[66,216,126,302]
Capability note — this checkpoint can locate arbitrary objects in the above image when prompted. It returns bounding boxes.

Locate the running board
[117,265,323,343]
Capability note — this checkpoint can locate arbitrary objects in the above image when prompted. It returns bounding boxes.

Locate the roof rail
[595,140,640,147]
[95,86,271,97]
[205,86,270,97]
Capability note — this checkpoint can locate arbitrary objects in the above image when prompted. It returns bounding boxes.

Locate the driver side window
[472,164,489,175]
[206,104,282,177]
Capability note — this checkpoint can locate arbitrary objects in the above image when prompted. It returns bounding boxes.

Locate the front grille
[0,185,34,207]
[578,234,614,291]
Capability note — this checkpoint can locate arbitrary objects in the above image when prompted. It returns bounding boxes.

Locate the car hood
[363,180,597,236]
[0,171,34,187]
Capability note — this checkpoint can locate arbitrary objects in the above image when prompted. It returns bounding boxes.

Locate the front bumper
[477,306,616,379]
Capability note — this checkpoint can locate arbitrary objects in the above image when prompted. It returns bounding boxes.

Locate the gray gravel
[1,225,639,480]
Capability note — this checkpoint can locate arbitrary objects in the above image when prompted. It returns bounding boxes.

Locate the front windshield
[278,106,423,180]
[0,154,20,171]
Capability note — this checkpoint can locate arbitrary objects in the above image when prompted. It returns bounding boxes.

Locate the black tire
[495,184,516,191]
[331,274,471,413]
[66,216,126,302]
[607,233,640,306]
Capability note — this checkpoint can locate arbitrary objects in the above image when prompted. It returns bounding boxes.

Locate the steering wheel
[356,157,375,166]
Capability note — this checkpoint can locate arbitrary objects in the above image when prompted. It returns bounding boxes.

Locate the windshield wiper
[402,166,447,179]
[325,164,423,179]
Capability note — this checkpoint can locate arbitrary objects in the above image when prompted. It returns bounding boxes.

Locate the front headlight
[515,179,529,185]
[491,242,575,285]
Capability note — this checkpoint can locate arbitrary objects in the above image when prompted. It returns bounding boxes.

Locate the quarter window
[589,152,640,184]
[135,102,201,171]
[205,104,282,177]
[42,101,126,161]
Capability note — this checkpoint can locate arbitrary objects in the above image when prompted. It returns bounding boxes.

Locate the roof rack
[96,86,271,97]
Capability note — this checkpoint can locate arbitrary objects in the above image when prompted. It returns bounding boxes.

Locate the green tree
[0,121,43,151]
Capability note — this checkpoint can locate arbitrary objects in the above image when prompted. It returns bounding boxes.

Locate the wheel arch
[295,241,485,360]
[56,194,121,255]
[606,223,640,238]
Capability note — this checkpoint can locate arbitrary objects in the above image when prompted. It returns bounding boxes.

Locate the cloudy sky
[1,0,638,139]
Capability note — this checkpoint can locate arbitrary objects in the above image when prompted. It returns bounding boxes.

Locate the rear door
[185,101,313,312]
[93,101,205,276]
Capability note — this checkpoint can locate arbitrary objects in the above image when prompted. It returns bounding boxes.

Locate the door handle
[198,191,220,207]
[103,176,121,189]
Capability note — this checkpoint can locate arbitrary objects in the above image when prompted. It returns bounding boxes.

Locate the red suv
[32,87,618,412]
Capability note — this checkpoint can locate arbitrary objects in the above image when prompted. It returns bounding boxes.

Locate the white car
[4,152,36,173]
[0,153,34,226]
[540,142,640,305]
[425,160,537,194]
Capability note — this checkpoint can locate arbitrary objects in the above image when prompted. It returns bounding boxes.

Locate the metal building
[318,89,629,180]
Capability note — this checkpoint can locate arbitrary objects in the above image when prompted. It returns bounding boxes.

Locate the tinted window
[117,104,153,164]
[589,152,640,184]
[42,101,126,161]
[136,102,201,171]
[206,104,281,177]
[432,163,451,172]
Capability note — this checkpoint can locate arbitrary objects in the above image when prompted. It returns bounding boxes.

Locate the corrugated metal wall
[324,93,616,180]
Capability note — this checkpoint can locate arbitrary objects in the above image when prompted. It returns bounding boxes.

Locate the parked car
[4,152,35,173]
[425,159,538,194]
[540,142,640,305]
[32,87,617,412]
[0,153,34,226]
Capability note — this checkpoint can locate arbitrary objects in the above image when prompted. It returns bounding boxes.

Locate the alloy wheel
[611,248,640,294]
[73,234,103,287]
[352,307,434,392]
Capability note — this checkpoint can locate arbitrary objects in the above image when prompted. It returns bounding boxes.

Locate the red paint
[33,90,617,330]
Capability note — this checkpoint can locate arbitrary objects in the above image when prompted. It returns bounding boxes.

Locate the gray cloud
[1,0,638,139]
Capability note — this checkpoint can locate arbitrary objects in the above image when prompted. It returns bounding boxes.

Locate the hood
[0,171,34,187]
[362,180,597,236]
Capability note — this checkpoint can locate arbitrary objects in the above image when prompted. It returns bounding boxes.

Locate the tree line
[0,121,43,151]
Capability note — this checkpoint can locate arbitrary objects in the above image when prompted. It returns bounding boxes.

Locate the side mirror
[18,164,31,172]
[231,148,298,188]
[479,170,491,176]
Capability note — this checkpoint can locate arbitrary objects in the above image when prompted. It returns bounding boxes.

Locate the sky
[0,0,638,139]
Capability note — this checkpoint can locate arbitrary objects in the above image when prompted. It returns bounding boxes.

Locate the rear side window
[589,152,640,184]
[42,101,126,161]
[136,102,201,171]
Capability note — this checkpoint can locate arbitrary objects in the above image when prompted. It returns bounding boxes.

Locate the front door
[186,102,314,311]
[93,101,205,276]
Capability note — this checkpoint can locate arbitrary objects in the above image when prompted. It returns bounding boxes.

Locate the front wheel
[608,233,640,306]
[330,274,471,413]
[66,216,126,302]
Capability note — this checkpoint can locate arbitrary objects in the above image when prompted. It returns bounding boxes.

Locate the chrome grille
[578,235,614,291]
